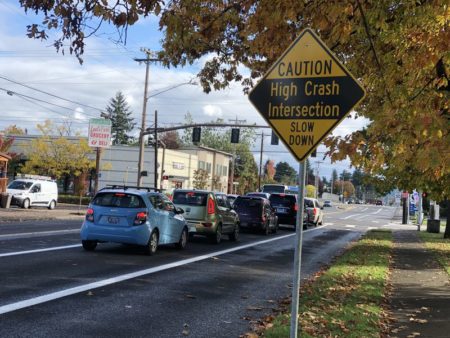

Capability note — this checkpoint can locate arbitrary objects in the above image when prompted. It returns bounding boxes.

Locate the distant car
[376,200,383,206]
[323,200,332,207]
[269,193,307,230]
[304,197,324,226]
[172,189,239,244]
[233,196,278,235]
[226,194,239,206]
[80,186,188,255]
[246,192,271,199]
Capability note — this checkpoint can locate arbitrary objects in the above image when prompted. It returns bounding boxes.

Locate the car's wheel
[211,224,222,244]
[176,228,188,250]
[82,240,97,251]
[48,200,56,210]
[263,221,270,236]
[146,230,159,255]
[22,199,30,209]
[272,220,278,234]
[229,224,239,242]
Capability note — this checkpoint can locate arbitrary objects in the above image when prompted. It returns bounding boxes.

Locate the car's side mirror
[176,207,184,214]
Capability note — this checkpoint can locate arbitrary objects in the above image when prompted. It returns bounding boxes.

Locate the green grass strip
[264,230,393,338]
[418,230,450,276]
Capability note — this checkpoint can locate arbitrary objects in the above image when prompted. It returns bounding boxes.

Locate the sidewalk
[389,229,450,337]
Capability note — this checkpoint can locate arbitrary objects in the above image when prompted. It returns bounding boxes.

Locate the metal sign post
[290,161,306,337]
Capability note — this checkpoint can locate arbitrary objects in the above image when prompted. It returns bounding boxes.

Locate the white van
[7,175,58,209]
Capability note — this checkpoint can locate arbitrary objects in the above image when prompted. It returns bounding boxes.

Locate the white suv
[304,197,324,226]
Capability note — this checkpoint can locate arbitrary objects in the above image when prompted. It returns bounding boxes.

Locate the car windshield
[92,192,146,208]
[8,181,33,190]
[173,191,208,206]
[269,194,296,206]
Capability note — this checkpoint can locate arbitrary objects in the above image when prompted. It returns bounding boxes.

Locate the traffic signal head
[231,128,240,143]
[270,130,279,145]
[192,127,201,143]
[422,192,428,198]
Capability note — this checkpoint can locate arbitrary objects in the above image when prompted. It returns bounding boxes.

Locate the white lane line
[341,214,358,220]
[0,229,79,240]
[0,226,326,315]
[372,221,380,224]
[361,208,368,212]
[373,208,383,214]
[0,244,81,258]
[345,225,356,228]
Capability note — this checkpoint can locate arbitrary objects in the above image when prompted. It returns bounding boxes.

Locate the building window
[198,161,205,170]
[206,162,212,173]
[173,162,185,170]
[222,165,228,176]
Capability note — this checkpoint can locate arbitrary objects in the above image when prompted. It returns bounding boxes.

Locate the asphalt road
[0,204,400,337]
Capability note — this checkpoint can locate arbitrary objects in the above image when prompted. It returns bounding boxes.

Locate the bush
[59,194,91,205]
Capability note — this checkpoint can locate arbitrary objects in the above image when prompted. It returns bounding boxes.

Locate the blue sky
[0,1,368,180]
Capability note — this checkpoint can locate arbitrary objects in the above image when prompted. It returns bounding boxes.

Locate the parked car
[261,184,288,194]
[226,194,239,207]
[304,197,324,226]
[233,196,278,235]
[7,174,58,209]
[376,200,383,206]
[246,192,271,199]
[172,189,239,244]
[269,193,307,230]
[323,200,332,207]
[80,186,188,255]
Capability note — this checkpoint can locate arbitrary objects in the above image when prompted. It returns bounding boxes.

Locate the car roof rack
[101,185,162,192]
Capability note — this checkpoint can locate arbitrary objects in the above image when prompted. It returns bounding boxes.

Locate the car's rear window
[269,194,296,206]
[233,198,263,211]
[173,191,208,206]
[304,199,314,208]
[92,192,146,208]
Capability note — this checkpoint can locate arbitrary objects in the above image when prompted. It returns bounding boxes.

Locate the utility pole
[258,132,265,191]
[154,110,158,188]
[314,160,323,199]
[135,49,160,187]
[228,116,246,194]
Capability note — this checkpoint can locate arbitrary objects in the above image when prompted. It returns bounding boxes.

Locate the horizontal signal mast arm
[142,123,272,135]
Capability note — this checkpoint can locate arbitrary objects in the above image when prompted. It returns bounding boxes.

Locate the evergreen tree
[274,161,297,185]
[105,92,136,145]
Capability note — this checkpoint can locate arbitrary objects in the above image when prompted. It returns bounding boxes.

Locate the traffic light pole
[258,132,265,191]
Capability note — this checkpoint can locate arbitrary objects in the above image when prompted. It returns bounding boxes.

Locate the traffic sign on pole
[249,28,365,161]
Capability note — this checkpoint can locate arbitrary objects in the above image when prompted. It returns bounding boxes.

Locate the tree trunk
[444,200,450,239]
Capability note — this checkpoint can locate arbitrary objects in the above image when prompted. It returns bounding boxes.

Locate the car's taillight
[134,211,147,225]
[313,208,317,216]
[86,208,94,222]
[293,203,298,211]
[262,213,266,222]
[207,198,215,214]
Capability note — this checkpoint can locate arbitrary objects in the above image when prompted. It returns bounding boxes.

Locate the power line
[0,87,98,118]
[0,74,103,112]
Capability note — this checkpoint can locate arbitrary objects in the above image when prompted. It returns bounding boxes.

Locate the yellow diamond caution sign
[249,28,366,162]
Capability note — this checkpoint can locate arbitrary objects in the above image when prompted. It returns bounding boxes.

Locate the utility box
[0,193,12,209]
[426,219,440,233]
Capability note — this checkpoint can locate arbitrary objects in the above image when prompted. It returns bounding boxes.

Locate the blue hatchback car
[80,186,188,255]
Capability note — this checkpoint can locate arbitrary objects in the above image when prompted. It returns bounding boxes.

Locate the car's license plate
[277,208,286,213]
[108,216,119,224]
